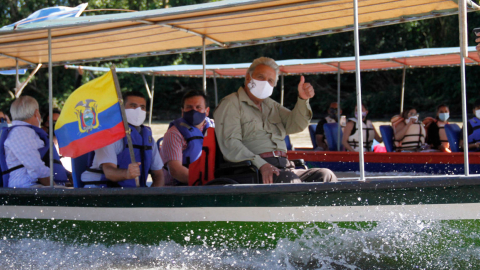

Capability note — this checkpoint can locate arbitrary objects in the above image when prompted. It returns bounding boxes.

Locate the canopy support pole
[141,74,153,99]
[48,29,54,187]
[202,36,207,94]
[353,0,365,181]
[280,73,284,106]
[15,59,19,91]
[15,64,42,98]
[337,63,341,151]
[149,75,155,126]
[459,0,470,176]
[400,66,406,114]
[213,70,218,106]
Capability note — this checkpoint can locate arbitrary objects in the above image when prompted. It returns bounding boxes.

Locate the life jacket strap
[186,136,204,143]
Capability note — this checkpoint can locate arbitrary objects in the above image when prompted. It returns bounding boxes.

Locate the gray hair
[246,57,280,86]
[10,96,39,121]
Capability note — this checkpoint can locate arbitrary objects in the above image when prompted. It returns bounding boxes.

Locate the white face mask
[476,110,480,119]
[36,116,42,128]
[355,111,367,119]
[247,78,274,99]
[125,107,146,126]
[406,116,418,124]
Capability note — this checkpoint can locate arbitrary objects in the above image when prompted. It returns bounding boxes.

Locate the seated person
[1,96,68,187]
[41,108,73,175]
[393,108,426,151]
[425,104,451,152]
[81,91,164,187]
[0,111,11,126]
[315,102,342,151]
[342,104,382,152]
[460,100,480,151]
[41,108,60,134]
[160,89,214,186]
[214,57,337,184]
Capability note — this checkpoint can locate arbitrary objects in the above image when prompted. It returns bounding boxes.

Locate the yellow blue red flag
[55,71,125,158]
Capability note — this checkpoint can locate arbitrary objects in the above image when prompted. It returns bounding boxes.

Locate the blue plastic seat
[285,135,293,150]
[380,125,395,152]
[308,124,317,149]
[445,123,461,152]
[323,122,344,151]
[71,152,91,188]
[379,125,395,152]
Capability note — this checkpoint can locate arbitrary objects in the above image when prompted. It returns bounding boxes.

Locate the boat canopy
[65,46,480,78]
[0,0,477,70]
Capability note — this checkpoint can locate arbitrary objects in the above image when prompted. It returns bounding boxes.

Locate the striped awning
[64,46,480,78]
[0,0,476,70]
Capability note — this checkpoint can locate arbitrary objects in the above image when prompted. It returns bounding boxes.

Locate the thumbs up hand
[297,76,315,100]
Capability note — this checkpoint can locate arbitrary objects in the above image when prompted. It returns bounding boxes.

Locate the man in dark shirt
[314,102,342,150]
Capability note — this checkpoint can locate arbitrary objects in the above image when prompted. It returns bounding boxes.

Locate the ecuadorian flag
[55,71,125,158]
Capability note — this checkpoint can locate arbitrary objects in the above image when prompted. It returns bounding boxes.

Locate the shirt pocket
[240,119,257,139]
[268,114,286,139]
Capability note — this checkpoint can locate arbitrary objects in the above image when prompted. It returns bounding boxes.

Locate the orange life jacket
[188,127,216,186]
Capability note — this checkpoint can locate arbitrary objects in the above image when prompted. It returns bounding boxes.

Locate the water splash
[1,219,480,269]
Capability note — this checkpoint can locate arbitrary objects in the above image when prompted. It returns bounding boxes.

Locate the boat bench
[445,123,461,152]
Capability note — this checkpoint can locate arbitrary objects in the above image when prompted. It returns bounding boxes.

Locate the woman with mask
[425,104,451,152]
[460,100,480,152]
[342,104,382,152]
[393,108,426,151]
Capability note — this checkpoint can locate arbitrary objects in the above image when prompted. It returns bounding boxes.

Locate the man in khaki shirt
[214,57,337,184]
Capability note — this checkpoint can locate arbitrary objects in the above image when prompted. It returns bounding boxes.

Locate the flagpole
[110,66,140,187]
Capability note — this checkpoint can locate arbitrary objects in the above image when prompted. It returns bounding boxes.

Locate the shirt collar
[12,120,35,127]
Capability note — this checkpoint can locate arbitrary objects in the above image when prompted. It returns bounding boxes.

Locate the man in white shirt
[81,92,164,187]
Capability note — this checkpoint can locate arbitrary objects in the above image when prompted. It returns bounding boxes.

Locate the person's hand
[297,76,315,100]
[125,162,141,179]
[78,66,84,76]
[259,163,280,184]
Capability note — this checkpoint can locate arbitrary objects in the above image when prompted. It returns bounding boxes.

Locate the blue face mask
[183,110,206,126]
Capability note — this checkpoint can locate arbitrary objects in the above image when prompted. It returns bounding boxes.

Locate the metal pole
[281,74,284,106]
[48,29,54,187]
[459,0,469,176]
[15,59,19,92]
[213,71,218,106]
[202,36,206,93]
[353,0,365,180]
[400,66,406,114]
[149,75,155,126]
[337,63,341,151]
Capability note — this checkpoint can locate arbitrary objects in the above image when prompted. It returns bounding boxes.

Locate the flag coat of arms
[55,71,125,158]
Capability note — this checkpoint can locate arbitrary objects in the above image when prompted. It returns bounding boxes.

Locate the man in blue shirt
[2,96,68,187]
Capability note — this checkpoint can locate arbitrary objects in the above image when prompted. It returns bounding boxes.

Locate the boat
[0,1,479,266]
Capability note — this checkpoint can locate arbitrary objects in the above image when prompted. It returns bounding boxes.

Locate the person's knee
[273,170,301,183]
[303,168,338,182]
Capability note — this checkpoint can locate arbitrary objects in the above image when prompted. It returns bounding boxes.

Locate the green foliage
[1,0,480,120]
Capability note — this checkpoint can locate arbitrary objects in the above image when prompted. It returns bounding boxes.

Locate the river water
[2,219,479,269]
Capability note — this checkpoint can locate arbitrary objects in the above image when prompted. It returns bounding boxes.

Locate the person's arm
[315,134,327,150]
[167,160,189,184]
[160,128,189,184]
[150,169,164,187]
[102,162,140,182]
[374,128,383,143]
[278,98,312,135]
[315,119,327,149]
[394,121,411,141]
[6,127,50,183]
[342,121,356,152]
